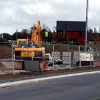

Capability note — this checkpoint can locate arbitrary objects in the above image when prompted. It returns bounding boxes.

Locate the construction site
[0,20,100,80]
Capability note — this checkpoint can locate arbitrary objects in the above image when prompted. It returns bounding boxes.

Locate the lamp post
[16,29,18,41]
[85,0,89,52]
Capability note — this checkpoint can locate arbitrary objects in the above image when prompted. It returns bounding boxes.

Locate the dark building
[87,32,94,45]
[87,31,100,45]
[56,21,86,45]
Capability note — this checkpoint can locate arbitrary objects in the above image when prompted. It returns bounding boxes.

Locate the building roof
[56,21,86,32]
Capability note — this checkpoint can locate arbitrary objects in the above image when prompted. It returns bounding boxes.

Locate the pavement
[0,64,99,88]
[0,68,100,88]
[0,64,70,84]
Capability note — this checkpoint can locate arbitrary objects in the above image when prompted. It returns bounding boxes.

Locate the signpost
[45,31,48,38]
[45,31,48,52]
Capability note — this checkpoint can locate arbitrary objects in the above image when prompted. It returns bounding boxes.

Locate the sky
[0,0,100,34]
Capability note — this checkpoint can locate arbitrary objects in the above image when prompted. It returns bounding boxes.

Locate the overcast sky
[0,0,100,34]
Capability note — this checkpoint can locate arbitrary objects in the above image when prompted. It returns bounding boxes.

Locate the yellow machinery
[14,21,46,61]
[31,21,41,47]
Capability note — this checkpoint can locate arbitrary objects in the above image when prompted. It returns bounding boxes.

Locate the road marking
[0,70,100,88]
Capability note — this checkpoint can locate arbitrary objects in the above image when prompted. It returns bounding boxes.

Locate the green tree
[0,38,10,46]
[48,31,53,43]
[0,38,8,42]
[21,29,30,39]
[3,33,12,40]
[41,29,46,41]
[12,32,23,40]
[30,23,55,43]
[52,31,56,42]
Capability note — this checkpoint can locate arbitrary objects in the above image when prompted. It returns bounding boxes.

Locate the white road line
[0,70,100,88]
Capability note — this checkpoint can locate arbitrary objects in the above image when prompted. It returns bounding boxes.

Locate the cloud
[22,2,54,16]
[0,0,100,34]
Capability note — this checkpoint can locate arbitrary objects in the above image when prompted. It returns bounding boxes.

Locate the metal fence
[0,42,14,73]
[45,44,100,69]
[0,42,100,74]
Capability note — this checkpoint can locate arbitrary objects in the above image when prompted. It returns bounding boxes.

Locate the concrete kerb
[0,70,100,88]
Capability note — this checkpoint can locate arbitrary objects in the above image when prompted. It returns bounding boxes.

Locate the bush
[0,38,8,42]
[0,38,10,47]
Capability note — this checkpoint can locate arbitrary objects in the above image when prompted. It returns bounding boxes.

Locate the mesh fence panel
[0,42,14,73]
[0,43,100,73]
[45,44,96,69]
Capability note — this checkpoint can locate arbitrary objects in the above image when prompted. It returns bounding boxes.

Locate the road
[0,72,100,100]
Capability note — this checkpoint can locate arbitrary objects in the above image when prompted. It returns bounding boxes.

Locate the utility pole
[85,0,89,52]
[16,29,18,41]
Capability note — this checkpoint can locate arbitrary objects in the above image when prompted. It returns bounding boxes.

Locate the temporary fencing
[0,42,100,74]
[44,44,99,69]
[0,41,14,73]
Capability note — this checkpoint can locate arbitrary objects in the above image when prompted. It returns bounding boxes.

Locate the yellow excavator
[14,21,46,63]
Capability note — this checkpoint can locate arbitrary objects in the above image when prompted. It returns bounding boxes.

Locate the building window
[80,32,82,38]
[60,31,63,37]
[60,31,65,37]
[63,31,65,37]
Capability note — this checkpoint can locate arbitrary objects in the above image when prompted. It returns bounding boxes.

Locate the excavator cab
[14,21,49,70]
[14,21,46,61]
[17,39,28,47]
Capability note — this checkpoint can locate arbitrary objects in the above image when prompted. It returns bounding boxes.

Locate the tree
[12,32,23,40]
[3,33,12,40]
[30,23,55,43]
[21,29,29,39]
[48,31,53,43]
[0,38,9,46]
[88,28,93,33]
[0,38,8,42]
[41,29,46,41]
[42,24,48,30]
[52,30,56,42]
[52,27,57,41]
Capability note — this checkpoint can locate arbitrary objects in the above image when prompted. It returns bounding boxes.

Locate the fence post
[96,46,98,66]
[11,41,14,73]
[53,44,54,70]
[68,46,70,67]
[90,46,92,66]
[79,45,81,67]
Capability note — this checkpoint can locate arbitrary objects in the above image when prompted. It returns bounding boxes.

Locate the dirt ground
[0,45,12,59]
[0,45,100,80]
[0,66,100,80]
[0,45,78,59]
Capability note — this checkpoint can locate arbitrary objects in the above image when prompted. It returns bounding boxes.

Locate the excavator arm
[31,21,41,47]
[14,21,48,70]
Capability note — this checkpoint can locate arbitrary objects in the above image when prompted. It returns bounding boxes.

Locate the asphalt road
[0,72,100,100]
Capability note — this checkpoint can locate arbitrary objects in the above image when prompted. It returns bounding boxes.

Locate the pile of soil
[0,45,78,59]
[45,45,80,53]
[0,45,12,59]
[0,66,100,80]
[0,62,6,70]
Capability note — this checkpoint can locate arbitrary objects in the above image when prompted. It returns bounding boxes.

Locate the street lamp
[85,0,89,52]
[16,29,18,41]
